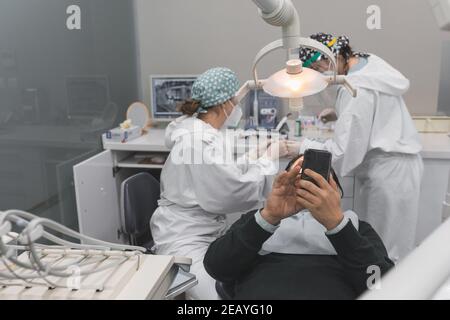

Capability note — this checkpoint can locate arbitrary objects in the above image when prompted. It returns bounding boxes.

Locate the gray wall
[0,0,139,229]
[135,0,450,116]
[0,0,138,123]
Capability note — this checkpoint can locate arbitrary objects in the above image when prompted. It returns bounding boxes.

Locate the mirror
[126,102,151,134]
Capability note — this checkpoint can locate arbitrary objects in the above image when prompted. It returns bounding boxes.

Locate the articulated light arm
[252,0,301,48]
[235,80,265,103]
[252,0,279,13]
[324,75,358,98]
[251,38,338,88]
[241,0,357,122]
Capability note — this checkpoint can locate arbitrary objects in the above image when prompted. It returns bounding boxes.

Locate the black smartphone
[301,149,332,185]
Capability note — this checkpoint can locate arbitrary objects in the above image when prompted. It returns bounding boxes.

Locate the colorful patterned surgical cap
[299,33,370,67]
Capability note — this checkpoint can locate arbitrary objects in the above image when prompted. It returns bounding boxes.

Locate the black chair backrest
[120,172,160,244]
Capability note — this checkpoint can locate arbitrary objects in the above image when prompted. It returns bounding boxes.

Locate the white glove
[319,108,338,123]
[263,140,289,161]
[285,140,302,158]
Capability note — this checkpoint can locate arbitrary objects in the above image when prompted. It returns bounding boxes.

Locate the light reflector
[263,60,328,98]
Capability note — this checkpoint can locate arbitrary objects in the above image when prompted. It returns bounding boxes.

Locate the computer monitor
[241,89,283,129]
[65,75,110,120]
[150,75,197,121]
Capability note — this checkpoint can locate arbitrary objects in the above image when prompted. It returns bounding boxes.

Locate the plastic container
[105,125,141,143]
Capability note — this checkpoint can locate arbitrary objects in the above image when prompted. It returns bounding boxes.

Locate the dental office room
[1,0,450,307]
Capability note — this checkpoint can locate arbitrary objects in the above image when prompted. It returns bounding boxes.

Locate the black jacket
[204,211,394,300]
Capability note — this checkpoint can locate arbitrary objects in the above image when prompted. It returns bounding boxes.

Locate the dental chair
[119,173,199,299]
[120,172,160,252]
[216,282,235,300]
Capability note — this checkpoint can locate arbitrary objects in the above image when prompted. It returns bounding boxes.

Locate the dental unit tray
[0,210,195,300]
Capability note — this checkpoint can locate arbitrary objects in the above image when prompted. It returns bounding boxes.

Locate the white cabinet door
[74,150,123,244]
[57,149,99,230]
[416,159,450,245]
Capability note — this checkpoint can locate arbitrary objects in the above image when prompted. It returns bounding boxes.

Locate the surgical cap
[299,33,369,67]
[192,67,240,112]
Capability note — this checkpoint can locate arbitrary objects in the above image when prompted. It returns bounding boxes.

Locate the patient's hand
[261,161,304,226]
[296,170,344,231]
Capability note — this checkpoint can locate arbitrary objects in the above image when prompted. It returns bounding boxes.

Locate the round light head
[286,59,303,74]
[263,60,328,99]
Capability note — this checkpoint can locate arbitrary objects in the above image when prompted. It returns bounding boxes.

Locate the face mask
[321,60,335,76]
[318,61,342,108]
[222,103,243,129]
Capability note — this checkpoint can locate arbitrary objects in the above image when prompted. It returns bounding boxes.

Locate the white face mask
[222,103,243,129]
[315,61,341,108]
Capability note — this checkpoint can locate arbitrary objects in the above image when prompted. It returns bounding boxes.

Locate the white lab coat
[300,54,423,262]
[150,116,276,300]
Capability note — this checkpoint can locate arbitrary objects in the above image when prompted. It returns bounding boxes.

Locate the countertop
[103,126,450,160]
[419,133,450,160]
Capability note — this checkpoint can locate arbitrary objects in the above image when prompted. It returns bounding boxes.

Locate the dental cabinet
[74,129,169,244]
[73,127,450,247]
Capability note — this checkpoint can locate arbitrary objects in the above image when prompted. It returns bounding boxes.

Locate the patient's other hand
[261,160,304,225]
[296,170,344,231]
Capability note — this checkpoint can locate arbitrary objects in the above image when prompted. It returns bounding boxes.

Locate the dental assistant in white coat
[286,34,423,262]
[150,68,287,300]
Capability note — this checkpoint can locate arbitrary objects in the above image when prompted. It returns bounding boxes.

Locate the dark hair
[177,99,201,116]
[286,154,344,198]
[318,45,354,66]
[340,45,354,62]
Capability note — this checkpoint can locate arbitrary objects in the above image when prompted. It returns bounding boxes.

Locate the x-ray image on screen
[150,76,197,119]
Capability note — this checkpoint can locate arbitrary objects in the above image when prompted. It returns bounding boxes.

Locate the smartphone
[301,149,332,185]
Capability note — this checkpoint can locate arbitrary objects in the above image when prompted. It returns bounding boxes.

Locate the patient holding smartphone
[203,150,394,300]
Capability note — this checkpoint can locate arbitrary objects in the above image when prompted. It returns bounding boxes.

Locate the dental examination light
[236,0,357,125]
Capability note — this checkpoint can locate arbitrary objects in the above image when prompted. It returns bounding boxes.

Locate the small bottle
[295,118,302,137]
